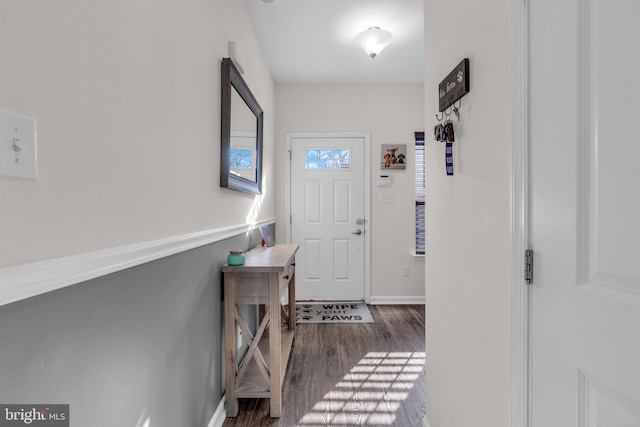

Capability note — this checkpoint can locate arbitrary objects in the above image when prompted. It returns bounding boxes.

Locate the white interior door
[529,0,640,425]
[289,134,367,301]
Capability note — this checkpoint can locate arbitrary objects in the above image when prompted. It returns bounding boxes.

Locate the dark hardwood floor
[222,304,425,427]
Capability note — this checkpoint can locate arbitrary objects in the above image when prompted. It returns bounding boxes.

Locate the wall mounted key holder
[439,58,470,113]
[435,58,469,176]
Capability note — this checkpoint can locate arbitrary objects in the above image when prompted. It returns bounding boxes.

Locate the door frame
[284,131,372,303]
[510,0,531,426]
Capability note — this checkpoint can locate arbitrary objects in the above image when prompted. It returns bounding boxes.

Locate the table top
[222,244,299,273]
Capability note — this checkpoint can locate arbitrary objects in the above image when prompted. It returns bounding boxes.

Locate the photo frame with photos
[259,225,275,247]
[380,144,407,170]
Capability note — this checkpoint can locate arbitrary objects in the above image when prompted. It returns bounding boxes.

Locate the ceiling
[244,0,424,84]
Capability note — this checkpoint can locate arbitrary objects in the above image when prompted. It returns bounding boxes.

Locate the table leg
[224,273,239,417]
[288,271,296,344]
[268,271,282,417]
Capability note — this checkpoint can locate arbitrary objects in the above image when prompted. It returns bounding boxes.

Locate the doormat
[295,303,374,324]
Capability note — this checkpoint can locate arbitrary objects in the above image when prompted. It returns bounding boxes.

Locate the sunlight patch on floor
[297,352,425,426]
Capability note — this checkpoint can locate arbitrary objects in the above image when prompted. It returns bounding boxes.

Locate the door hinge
[290,214,292,225]
[524,249,533,285]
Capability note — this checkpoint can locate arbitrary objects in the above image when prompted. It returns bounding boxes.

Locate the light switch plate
[379,192,394,204]
[0,108,37,178]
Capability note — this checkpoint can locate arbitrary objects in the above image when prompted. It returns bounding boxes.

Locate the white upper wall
[275,84,425,299]
[424,0,510,425]
[0,0,275,267]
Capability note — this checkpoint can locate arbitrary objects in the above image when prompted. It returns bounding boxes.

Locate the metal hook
[435,112,444,122]
[444,106,452,117]
[453,99,462,121]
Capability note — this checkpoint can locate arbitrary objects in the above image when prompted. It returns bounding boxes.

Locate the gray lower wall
[0,226,268,427]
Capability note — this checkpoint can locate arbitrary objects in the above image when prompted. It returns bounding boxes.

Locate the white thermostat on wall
[378,175,392,186]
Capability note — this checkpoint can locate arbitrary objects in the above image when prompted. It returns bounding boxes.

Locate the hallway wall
[0,0,275,267]
[0,1,275,426]
[423,0,511,425]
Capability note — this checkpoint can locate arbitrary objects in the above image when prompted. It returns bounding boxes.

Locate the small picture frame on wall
[259,225,275,247]
[380,144,407,170]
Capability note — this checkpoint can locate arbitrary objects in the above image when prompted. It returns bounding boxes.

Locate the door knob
[351,229,363,235]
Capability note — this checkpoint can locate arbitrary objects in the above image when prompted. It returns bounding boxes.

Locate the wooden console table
[222,244,299,418]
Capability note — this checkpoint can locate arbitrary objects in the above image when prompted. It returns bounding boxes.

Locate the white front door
[288,133,368,301]
[529,0,640,425]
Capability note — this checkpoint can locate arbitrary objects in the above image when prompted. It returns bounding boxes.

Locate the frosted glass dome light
[356,26,393,59]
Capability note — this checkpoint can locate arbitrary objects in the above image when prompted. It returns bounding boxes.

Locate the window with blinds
[415,132,425,254]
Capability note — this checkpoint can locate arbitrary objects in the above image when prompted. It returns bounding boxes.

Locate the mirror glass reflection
[230,87,257,183]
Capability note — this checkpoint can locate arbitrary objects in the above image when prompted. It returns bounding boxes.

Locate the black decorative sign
[438,58,470,112]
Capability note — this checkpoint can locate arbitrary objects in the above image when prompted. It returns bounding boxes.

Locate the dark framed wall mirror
[220,57,264,195]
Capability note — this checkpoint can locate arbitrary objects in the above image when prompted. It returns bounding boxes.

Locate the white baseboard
[0,219,275,307]
[206,396,226,427]
[369,296,425,305]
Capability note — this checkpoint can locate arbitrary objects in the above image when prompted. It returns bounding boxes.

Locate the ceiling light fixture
[356,26,393,59]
